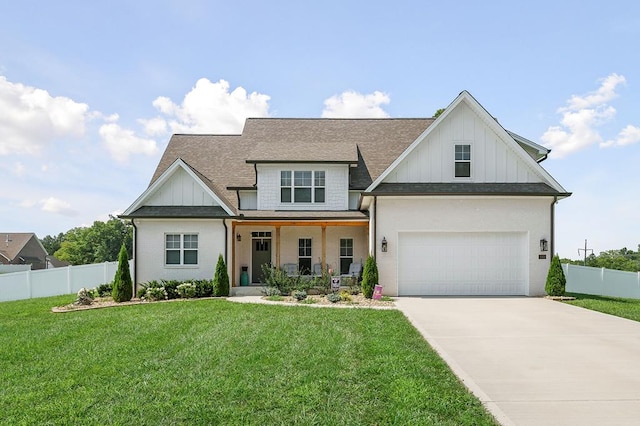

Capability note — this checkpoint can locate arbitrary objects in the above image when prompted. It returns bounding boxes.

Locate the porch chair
[282,263,299,277]
[312,263,323,277]
[341,262,362,280]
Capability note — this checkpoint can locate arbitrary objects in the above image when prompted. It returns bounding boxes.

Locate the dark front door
[251,238,271,283]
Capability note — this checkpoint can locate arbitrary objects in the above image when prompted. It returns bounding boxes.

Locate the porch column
[321,225,326,272]
[275,225,281,269]
[231,222,236,286]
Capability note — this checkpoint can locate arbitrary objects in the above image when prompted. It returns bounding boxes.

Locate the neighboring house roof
[46,255,70,268]
[124,205,230,218]
[0,233,47,264]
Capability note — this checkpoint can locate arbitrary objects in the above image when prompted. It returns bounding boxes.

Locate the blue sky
[1,0,638,260]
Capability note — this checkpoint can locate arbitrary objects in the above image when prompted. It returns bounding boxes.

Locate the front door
[251,234,272,283]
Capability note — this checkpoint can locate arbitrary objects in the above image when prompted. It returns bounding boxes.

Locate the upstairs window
[455,144,471,178]
[165,234,198,265]
[281,170,325,203]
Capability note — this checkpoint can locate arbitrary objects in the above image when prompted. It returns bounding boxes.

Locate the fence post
[601,268,606,295]
[27,269,32,299]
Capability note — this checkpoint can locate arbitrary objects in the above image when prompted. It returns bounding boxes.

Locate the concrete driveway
[396,297,640,426]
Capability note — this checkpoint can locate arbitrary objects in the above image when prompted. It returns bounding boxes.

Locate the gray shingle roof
[122,206,230,218]
[150,118,435,211]
[367,182,571,196]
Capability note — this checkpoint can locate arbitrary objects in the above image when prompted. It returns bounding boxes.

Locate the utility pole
[578,239,593,266]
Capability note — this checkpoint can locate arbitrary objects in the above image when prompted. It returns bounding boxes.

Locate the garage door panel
[398,232,527,296]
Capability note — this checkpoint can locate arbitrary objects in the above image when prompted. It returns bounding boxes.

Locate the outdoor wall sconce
[540,238,548,252]
[236,233,242,242]
[381,237,388,252]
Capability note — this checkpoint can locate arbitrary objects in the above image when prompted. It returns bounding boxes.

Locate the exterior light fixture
[381,237,388,252]
[540,238,548,252]
[236,233,242,242]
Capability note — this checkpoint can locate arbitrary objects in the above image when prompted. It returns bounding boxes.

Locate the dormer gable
[367,91,567,194]
[122,158,234,216]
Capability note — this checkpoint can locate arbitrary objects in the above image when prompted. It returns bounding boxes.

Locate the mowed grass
[0,296,497,425]
[566,292,640,322]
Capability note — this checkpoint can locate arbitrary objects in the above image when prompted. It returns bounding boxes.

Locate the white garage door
[398,232,527,296]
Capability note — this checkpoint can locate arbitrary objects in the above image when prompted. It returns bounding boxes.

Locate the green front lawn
[0,296,496,425]
[565,293,640,322]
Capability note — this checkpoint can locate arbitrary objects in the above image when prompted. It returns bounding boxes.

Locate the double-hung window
[165,234,198,265]
[339,238,354,275]
[281,170,325,203]
[454,144,471,178]
[298,238,312,274]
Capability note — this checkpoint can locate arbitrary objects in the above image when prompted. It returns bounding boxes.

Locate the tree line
[40,217,133,265]
[561,245,640,272]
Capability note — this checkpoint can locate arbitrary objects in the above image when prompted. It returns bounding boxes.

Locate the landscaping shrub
[361,255,378,299]
[293,290,307,301]
[546,254,566,296]
[160,280,180,299]
[177,282,197,298]
[213,254,230,297]
[74,288,94,306]
[310,272,331,295]
[261,286,282,297]
[260,264,309,295]
[95,282,113,297]
[339,290,352,302]
[326,293,341,303]
[112,243,133,302]
[193,279,213,298]
[144,286,168,301]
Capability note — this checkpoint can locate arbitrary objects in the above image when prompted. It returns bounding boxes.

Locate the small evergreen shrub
[546,254,566,296]
[292,290,307,301]
[96,282,113,297]
[213,254,230,297]
[261,286,282,297]
[361,255,379,299]
[326,293,341,303]
[177,282,197,298]
[112,243,133,302]
[193,279,213,298]
[339,290,352,302]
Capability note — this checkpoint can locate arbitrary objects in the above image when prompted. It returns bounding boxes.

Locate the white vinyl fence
[0,261,132,303]
[563,263,640,299]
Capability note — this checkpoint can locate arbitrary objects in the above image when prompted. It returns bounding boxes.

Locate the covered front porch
[230,219,369,291]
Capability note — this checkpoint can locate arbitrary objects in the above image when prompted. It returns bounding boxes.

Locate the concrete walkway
[395,297,640,426]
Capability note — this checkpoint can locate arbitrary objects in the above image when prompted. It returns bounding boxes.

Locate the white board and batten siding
[146,167,219,207]
[383,102,542,185]
[397,232,527,296]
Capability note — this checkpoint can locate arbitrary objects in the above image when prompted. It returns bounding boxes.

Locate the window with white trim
[454,144,471,178]
[339,238,353,275]
[281,170,325,203]
[165,234,198,265]
[298,238,312,274]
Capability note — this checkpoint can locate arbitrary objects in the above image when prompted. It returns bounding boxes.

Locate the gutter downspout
[131,219,137,296]
[550,196,557,256]
[373,196,377,260]
[222,219,228,260]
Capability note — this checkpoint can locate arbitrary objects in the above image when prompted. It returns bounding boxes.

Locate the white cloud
[148,78,271,135]
[0,76,89,155]
[40,197,78,216]
[601,124,640,148]
[321,90,390,118]
[541,74,633,158]
[99,122,158,164]
[13,161,26,176]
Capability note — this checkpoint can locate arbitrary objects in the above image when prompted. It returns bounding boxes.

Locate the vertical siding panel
[429,133,441,181]
[451,105,463,141]
[474,118,485,181]
[506,150,518,181]
[496,140,507,181]
[485,128,496,182]
[463,105,475,141]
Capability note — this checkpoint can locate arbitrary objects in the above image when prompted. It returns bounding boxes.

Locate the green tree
[40,233,65,255]
[54,217,132,265]
[213,254,230,297]
[112,244,133,302]
[361,255,379,299]
[545,255,566,297]
[433,108,446,118]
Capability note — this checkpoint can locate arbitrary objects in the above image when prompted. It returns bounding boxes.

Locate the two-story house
[121,91,570,296]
